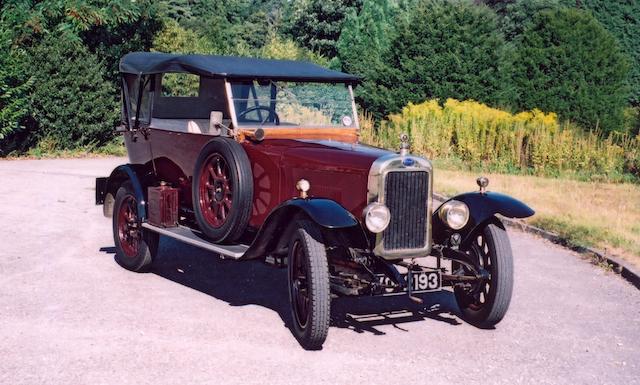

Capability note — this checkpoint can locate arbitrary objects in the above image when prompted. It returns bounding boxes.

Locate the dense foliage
[566,0,640,106]
[355,1,513,120]
[0,0,637,179]
[484,0,640,107]
[29,36,119,149]
[0,25,32,149]
[286,0,362,57]
[336,0,396,116]
[510,7,629,133]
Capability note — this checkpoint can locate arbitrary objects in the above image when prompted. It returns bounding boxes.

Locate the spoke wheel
[290,240,311,329]
[117,195,140,257]
[199,154,233,229]
[453,222,513,328]
[113,181,158,272]
[192,138,253,243]
[287,220,330,350]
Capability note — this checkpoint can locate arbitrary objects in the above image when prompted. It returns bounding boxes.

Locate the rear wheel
[287,220,331,350]
[453,222,513,328]
[113,182,159,272]
[193,138,253,243]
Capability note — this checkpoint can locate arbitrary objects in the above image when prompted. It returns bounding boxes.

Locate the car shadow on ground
[102,237,463,338]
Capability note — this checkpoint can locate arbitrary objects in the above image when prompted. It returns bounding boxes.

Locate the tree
[363,0,513,120]
[29,35,119,149]
[484,0,564,41]
[575,0,640,106]
[286,0,363,58]
[158,0,192,23]
[0,0,164,86]
[485,0,640,106]
[182,0,290,56]
[337,0,394,76]
[151,19,215,54]
[336,0,397,116]
[511,7,630,132]
[259,33,329,66]
[0,24,33,154]
[0,0,148,45]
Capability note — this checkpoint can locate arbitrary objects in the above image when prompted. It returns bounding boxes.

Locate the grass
[6,137,127,159]
[432,163,640,270]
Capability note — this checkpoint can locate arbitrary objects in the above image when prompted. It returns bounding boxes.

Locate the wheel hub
[213,180,224,201]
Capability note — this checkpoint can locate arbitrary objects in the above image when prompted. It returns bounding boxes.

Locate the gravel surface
[0,157,638,385]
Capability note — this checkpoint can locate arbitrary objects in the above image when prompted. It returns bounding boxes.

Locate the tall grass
[360,99,640,182]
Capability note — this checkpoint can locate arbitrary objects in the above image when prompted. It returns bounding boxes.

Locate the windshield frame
[224,79,359,130]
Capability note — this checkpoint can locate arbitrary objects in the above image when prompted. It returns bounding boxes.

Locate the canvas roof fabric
[119,52,359,83]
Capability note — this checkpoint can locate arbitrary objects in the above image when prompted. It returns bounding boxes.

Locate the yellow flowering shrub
[360,99,639,180]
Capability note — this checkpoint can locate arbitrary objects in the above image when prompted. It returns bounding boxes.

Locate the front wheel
[453,222,514,328]
[287,220,331,350]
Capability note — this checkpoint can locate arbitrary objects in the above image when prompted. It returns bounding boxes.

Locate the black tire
[454,222,514,328]
[192,138,253,243]
[113,181,159,272]
[287,220,331,350]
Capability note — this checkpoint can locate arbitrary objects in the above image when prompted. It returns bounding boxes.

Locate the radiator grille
[382,171,429,251]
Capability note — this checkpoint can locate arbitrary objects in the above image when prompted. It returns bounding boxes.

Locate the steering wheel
[236,106,280,125]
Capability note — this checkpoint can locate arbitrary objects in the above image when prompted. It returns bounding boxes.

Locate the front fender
[283,198,359,228]
[241,198,367,260]
[433,191,534,246]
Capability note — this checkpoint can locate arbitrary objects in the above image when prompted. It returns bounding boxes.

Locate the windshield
[229,81,357,128]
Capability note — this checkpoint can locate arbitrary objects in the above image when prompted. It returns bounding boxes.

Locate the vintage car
[96,52,534,350]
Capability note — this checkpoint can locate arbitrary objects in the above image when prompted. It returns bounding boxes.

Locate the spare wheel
[192,138,253,243]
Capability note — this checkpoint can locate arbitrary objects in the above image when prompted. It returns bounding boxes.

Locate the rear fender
[241,198,369,260]
[433,191,534,247]
[99,164,151,219]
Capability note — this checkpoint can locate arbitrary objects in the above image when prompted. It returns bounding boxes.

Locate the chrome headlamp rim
[362,202,391,233]
[438,200,470,230]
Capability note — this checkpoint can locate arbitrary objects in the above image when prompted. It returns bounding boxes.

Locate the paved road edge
[434,193,640,290]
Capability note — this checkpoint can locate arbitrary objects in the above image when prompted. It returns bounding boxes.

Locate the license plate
[376,271,441,295]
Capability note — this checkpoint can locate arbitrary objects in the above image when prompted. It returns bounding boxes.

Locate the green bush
[573,0,640,106]
[362,0,513,121]
[0,25,33,154]
[29,35,118,149]
[485,0,563,40]
[337,0,396,113]
[511,7,630,133]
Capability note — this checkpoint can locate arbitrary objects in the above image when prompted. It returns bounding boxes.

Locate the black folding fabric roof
[120,52,359,83]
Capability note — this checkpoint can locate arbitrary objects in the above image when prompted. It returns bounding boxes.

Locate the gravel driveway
[0,157,638,385]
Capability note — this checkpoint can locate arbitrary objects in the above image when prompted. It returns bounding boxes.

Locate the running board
[141,223,249,260]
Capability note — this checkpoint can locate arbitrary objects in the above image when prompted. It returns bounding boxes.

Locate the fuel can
[147,183,179,228]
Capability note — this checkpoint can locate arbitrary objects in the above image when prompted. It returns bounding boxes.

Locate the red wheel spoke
[117,195,141,258]
[199,153,234,229]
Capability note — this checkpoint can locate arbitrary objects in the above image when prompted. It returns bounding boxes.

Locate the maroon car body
[126,130,387,227]
[96,53,534,350]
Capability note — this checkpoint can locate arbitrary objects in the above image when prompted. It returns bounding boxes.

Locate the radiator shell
[367,153,433,259]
